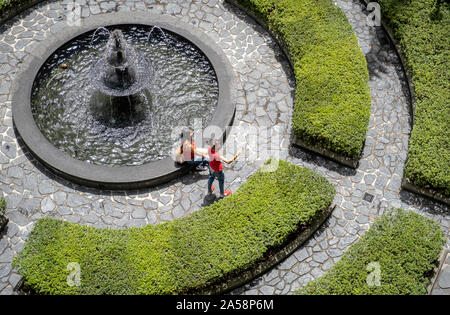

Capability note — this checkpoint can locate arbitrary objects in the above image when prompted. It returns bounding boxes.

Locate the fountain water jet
[90,27,111,46]
[90,29,154,97]
[147,26,168,43]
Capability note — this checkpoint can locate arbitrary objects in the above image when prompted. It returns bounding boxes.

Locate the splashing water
[90,27,111,46]
[147,26,168,44]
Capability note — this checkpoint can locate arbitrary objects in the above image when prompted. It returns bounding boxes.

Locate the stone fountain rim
[12,11,237,190]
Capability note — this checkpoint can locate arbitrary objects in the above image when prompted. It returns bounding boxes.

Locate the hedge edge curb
[427,247,449,295]
[225,0,362,169]
[359,0,448,206]
[197,204,336,295]
[402,178,450,207]
[293,137,360,169]
[402,174,450,207]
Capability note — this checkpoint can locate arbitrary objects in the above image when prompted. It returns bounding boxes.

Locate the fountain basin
[32,24,219,166]
[12,12,236,189]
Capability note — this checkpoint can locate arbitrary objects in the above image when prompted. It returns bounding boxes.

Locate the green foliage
[0,0,17,13]
[376,0,449,196]
[298,209,445,295]
[237,0,371,159]
[0,198,6,215]
[13,160,335,295]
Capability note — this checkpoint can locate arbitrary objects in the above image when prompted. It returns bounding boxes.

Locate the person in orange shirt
[179,129,208,171]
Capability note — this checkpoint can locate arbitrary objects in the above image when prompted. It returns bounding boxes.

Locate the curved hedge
[13,160,335,295]
[234,0,371,160]
[376,0,449,198]
[298,208,445,295]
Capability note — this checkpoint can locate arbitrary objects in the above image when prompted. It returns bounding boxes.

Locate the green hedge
[0,0,12,12]
[376,0,449,197]
[235,0,371,159]
[0,0,29,16]
[298,208,445,295]
[13,160,335,295]
[0,198,5,215]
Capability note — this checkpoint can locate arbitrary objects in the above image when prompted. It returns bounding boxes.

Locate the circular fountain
[31,24,222,166]
[12,13,236,189]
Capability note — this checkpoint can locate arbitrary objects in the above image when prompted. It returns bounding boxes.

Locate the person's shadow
[201,194,219,207]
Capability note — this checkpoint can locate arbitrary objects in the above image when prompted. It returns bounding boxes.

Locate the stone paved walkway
[0,0,448,295]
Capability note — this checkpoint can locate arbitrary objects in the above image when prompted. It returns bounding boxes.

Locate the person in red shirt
[207,139,240,198]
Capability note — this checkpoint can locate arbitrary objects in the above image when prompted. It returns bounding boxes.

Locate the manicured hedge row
[13,160,335,295]
[298,208,445,295]
[375,0,449,197]
[235,0,371,160]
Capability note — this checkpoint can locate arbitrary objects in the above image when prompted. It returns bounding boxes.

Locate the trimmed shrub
[298,208,445,295]
[375,0,450,197]
[235,0,371,160]
[13,160,335,295]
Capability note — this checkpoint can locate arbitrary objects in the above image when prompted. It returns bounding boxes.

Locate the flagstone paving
[0,0,448,295]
